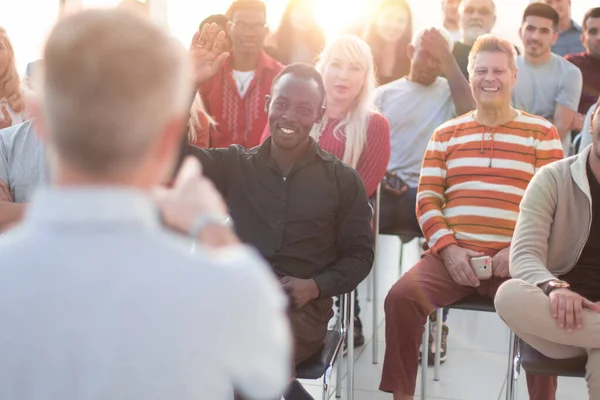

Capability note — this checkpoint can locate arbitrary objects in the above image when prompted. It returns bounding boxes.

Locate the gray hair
[39,9,190,175]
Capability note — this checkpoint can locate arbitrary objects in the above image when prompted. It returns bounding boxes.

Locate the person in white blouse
[0,27,31,128]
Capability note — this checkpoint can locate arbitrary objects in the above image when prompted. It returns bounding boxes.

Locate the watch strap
[188,212,233,239]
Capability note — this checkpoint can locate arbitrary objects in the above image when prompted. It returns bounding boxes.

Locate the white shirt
[374,77,456,187]
[232,70,255,98]
[0,188,292,400]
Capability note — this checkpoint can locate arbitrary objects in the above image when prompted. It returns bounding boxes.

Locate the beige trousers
[495,279,600,399]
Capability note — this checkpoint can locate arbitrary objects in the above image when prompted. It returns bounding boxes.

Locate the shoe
[428,323,449,365]
[418,312,437,362]
[343,316,365,355]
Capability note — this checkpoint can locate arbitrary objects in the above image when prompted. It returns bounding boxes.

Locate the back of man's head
[39,9,189,177]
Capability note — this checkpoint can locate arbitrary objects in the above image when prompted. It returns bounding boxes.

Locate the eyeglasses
[231,21,268,33]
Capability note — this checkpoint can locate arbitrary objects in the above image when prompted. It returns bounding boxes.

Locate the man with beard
[496,97,600,400]
[512,3,583,156]
[184,63,374,400]
[452,0,498,78]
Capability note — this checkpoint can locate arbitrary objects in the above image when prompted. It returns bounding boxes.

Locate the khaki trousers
[496,279,600,399]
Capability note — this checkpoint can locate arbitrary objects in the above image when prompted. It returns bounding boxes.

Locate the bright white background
[0,0,597,75]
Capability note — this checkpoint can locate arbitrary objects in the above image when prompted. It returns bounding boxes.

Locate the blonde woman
[0,28,30,128]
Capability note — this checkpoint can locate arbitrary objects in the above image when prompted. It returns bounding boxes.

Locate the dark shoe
[284,379,315,400]
[343,316,365,355]
[428,323,449,365]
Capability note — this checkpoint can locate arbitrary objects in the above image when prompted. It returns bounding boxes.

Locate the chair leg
[347,290,355,400]
[421,318,430,400]
[399,241,404,277]
[434,309,443,381]
[505,332,520,400]
[372,238,379,364]
[366,271,372,302]
[335,352,343,398]
[323,365,331,400]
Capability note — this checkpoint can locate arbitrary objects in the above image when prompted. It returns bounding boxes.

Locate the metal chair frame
[296,291,355,400]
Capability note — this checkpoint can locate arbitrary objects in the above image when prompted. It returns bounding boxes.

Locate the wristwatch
[544,280,570,296]
[188,212,233,239]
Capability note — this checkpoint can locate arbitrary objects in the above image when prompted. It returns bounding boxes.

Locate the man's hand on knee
[550,289,600,332]
[439,244,482,287]
[281,277,320,309]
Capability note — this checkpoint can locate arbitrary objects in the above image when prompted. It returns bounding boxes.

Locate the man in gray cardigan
[496,98,600,397]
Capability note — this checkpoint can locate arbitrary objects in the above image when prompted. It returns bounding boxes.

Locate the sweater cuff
[430,235,459,257]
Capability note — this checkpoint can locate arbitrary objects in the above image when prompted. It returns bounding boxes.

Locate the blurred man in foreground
[0,9,291,400]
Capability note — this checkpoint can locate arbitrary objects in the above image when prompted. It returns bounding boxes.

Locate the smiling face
[520,16,558,58]
[266,74,324,151]
[469,50,516,108]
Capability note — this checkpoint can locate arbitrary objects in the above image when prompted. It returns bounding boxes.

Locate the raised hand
[420,28,454,69]
[189,23,230,87]
[0,180,13,202]
[0,105,12,130]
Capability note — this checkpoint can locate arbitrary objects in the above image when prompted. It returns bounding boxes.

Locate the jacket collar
[223,50,281,77]
[571,145,592,199]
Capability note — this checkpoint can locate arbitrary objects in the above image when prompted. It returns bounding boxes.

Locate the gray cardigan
[510,145,594,285]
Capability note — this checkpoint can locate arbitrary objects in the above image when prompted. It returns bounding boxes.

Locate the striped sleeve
[355,113,390,197]
[535,124,564,170]
[416,126,458,255]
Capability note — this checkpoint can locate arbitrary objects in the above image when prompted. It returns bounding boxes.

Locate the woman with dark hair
[264,0,326,65]
[363,0,413,86]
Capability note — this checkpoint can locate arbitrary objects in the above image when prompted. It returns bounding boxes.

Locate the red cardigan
[199,51,283,148]
[261,112,390,197]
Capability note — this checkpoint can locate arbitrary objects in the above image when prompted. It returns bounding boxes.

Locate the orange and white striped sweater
[417,110,564,256]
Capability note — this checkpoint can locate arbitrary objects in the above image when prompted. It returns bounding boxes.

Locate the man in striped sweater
[379,35,564,400]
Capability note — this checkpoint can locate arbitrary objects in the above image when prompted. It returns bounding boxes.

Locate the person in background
[565,7,600,117]
[442,0,462,41]
[263,0,326,65]
[0,10,291,400]
[579,103,597,152]
[0,28,31,128]
[362,0,413,85]
[198,0,283,149]
[540,0,585,56]
[0,120,49,232]
[23,60,43,93]
[452,0,505,79]
[312,35,390,348]
[379,34,563,400]
[185,63,375,400]
[261,36,390,347]
[495,99,600,400]
[189,15,232,149]
[512,3,582,156]
[375,26,475,365]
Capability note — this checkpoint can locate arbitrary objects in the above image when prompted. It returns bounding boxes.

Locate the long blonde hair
[313,35,377,168]
[0,28,24,113]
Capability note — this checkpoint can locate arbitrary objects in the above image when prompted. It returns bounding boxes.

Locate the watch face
[550,281,569,289]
